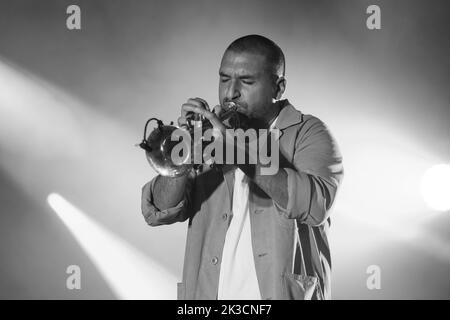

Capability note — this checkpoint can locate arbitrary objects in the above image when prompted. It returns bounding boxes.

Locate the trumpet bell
[144,124,192,177]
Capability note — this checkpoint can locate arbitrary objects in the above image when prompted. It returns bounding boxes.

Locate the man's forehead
[219,51,269,75]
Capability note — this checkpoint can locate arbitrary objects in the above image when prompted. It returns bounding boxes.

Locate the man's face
[218,50,276,121]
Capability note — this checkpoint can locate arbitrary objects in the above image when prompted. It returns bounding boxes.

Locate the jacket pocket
[281,272,319,300]
[177,282,186,300]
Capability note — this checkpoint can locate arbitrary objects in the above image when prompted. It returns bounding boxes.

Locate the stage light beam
[47,192,177,299]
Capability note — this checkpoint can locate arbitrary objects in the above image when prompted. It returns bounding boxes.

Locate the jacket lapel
[221,164,235,211]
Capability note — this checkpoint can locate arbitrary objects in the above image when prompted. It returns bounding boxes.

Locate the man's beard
[222,101,276,130]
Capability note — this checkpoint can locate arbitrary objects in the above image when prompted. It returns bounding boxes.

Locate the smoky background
[0,0,448,299]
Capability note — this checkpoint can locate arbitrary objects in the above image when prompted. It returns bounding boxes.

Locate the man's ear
[274,76,286,100]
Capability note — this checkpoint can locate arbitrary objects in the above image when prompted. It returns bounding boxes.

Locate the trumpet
[137,102,248,177]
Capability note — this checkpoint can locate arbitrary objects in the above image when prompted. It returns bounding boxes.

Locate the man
[141,35,343,300]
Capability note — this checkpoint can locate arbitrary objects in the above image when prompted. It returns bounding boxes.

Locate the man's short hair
[225,34,285,77]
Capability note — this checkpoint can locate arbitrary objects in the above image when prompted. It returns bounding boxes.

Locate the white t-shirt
[217,167,261,299]
[217,117,278,300]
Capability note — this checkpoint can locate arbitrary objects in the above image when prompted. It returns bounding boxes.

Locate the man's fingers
[181,97,209,119]
[182,104,225,131]
[179,98,225,133]
[213,105,224,117]
[187,97,210,111]
[181,103,203,119]
[177,116,188,127]
[182,104,209,118]
[193,97,210,111]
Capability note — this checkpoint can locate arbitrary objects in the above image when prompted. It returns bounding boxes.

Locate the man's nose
[225,80,241,101]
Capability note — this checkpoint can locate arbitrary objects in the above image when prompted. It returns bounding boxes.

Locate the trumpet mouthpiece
[223,101,238,111]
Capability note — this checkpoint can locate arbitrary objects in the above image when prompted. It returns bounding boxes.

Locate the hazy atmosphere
[0,0,449,299]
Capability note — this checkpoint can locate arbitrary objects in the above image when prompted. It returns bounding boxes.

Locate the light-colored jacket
[141,100,344,300]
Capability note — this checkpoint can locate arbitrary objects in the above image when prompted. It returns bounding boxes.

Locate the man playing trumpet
[141,34,343,300]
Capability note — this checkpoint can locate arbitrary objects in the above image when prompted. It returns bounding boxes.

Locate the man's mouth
[223,101,248,117]
[233,103,247,113]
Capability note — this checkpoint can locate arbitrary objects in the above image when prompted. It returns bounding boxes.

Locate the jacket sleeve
[141,174,193,226]
[276,117,344,226]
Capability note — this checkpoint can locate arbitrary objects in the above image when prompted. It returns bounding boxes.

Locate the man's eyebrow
[238,74,256,80]
[219,71,257,79]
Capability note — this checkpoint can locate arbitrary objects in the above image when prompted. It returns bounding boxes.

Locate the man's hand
[177,97,226,135]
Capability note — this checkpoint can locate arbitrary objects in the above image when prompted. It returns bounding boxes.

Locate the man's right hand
[177,97,226,135]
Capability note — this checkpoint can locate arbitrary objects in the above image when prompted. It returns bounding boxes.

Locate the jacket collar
[273,99,304,130]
